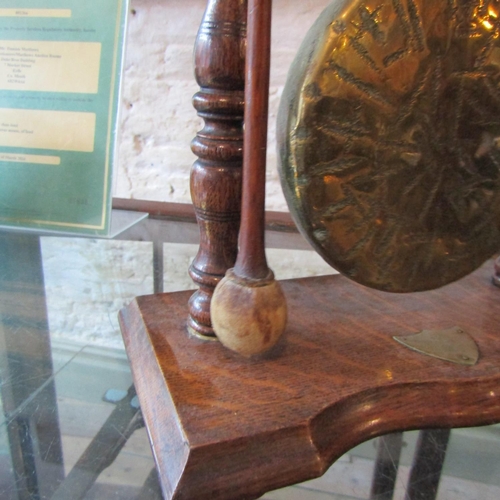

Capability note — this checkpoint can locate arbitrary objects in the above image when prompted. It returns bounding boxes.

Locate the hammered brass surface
[278,0,500,291]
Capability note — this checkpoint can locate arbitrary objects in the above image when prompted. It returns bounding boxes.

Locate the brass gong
[278,0,500,292]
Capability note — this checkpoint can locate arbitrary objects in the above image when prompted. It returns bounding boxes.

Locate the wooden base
[119,261,500,500]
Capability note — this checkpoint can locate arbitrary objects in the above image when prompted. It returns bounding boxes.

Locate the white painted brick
[40,1,338,350]
[116,0,332,209]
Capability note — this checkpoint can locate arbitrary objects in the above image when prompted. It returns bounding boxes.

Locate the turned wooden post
[188,0,247,337]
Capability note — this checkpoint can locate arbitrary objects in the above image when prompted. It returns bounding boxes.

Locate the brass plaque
[394,326,479,365]
[278,0,500,291]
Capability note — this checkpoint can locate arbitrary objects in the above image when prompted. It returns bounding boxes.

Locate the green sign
[0,0,128,235]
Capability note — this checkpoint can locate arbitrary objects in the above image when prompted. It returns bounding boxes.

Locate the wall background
[115,0,331,211]
[38,1,335,349]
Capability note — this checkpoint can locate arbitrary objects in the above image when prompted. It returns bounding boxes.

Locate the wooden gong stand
[119,1,500,499]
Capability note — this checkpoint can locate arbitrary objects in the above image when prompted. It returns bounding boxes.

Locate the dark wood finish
[112,198,298,232]
[113,198,196,222]
[234,0,272,279]
[263,210,297,233]
[210,0,286,357]
[188,0,247,337]
[493,255,500,287]
[120,260,500,500]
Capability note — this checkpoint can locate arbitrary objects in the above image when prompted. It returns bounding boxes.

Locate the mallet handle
[234,0,273,280]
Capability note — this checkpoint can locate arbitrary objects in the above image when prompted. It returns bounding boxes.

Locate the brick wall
[115,0,331,211]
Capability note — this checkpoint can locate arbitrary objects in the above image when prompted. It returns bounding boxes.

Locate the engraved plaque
[278,0,500,291]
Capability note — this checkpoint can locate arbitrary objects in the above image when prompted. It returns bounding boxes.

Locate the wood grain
[234,0,272,280]
[120,260,500,500]
[188,0,247,337]
[112,198,298,232]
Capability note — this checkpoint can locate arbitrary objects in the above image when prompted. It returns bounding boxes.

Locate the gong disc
[278,0,500,292]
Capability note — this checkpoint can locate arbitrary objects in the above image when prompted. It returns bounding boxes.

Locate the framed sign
[0,0,128,235]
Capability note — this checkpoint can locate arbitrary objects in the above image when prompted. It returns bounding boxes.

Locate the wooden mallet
[210,0,287,357]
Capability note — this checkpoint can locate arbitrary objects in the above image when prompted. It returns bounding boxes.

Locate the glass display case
[1,210,500,500]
